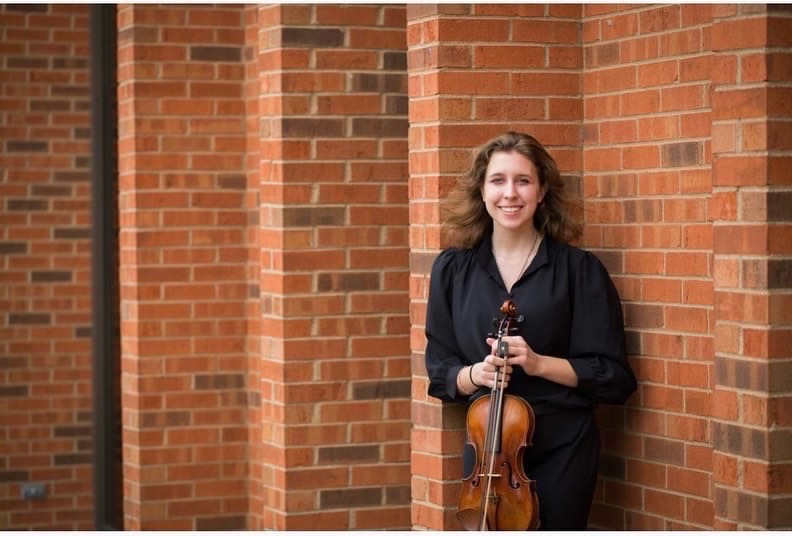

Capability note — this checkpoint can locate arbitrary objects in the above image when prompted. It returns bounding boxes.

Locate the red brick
[638,115,679,141]
[600,119,638,143]
[619,34,660,63]
[642,384,685,412]
[642,277,682,303]
[712,17,768,51]
[666,305,710,333]
[548,45,583,68]
[349,28,405,49]
[599,13,637,40]
[315,5,379,26]
[645,488,685,519]
[660,28,704,56]
[638,59,679,87]
[585,94,620,119]
[625,459,667,488]
[686,496,715,526]
[667,251,710,277]
[668,466,711,497]
[637,170,680,195]
[512,18,579,44]
[711,87,766,121]
[680,55,711,82]
[640,5,681,35]
[623,145,660,169]
[662,84,706,111]
[667,361,710,390]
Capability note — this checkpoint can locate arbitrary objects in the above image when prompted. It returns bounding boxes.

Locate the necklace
[492,231,542,289]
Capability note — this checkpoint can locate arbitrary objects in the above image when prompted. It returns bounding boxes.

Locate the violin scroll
[500,299,517,318]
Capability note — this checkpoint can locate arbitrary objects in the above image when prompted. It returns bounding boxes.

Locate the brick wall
[2,2,791,531]
[116,4,252,530]
[581,4,715,529]
[241,4,263,531]
[250,4,410,530]
[0,4,94,529]
[709,5,792,528]
[406,4,585,529]
[407,2,792,531]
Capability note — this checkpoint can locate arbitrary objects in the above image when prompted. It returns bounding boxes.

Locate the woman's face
[481,150,545,235]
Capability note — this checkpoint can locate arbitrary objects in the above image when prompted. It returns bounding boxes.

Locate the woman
[424,131,636,530]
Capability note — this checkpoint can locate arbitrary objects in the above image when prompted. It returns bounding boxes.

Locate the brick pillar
[253,5,410,530]
[406,4,583,529]
[581,4,716,530]
[243,5,263,530]
[710,5,792,529]
[117,5,251,529]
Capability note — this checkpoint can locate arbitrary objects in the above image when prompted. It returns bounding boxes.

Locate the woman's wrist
[456,365,479,396]
[525,351,544,377]
[468,363,481,388]
[529,353,579,388]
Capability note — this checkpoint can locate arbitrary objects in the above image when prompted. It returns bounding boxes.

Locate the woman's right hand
[476,353,514,389]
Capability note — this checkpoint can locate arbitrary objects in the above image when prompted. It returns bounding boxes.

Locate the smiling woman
[483,151,544,232]
[424,131,637,530]
[441,132,581,251]
[482,150,545,291]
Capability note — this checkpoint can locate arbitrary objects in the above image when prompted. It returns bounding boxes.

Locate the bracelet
[469,364,481,388]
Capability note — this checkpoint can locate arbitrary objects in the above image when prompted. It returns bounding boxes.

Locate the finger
[492,370,510,384]
[502,336,528,354]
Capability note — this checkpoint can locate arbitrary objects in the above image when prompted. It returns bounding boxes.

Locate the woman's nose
[504,178,517,197]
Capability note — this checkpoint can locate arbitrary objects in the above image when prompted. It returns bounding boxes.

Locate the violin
[456,300,540,531]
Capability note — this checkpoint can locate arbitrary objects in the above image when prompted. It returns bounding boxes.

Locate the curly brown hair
[441,131,581,249]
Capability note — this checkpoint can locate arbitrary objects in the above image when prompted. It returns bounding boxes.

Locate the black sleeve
[566,251,637,405]
[424,249,470,403]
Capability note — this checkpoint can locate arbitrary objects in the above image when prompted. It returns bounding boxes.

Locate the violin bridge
[477,473,502,478]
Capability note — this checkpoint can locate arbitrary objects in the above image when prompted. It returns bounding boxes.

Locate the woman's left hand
[486,335,543,377]
[487,336,580,389]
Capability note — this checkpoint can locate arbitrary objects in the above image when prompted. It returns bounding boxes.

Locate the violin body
[456,300,541,531]
[457,393,540,530]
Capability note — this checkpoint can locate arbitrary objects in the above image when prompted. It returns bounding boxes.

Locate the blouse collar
[474,231,552,285]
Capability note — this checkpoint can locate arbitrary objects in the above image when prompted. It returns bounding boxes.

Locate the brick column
[710,5,792,529]
[243,4,263,530]
[406,4,583,529]
[580,4,716,530]
[253,5,410,530]
[117,5,251,529]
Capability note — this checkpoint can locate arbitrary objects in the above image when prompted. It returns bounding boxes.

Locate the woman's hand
[486,336,542,380]
[485,336,580,389]
[475,352,514,389]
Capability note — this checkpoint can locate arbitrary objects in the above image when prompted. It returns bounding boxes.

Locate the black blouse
[424,233,636,414]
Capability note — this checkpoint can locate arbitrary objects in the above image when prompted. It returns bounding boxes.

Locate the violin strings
[480,316,509,530]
